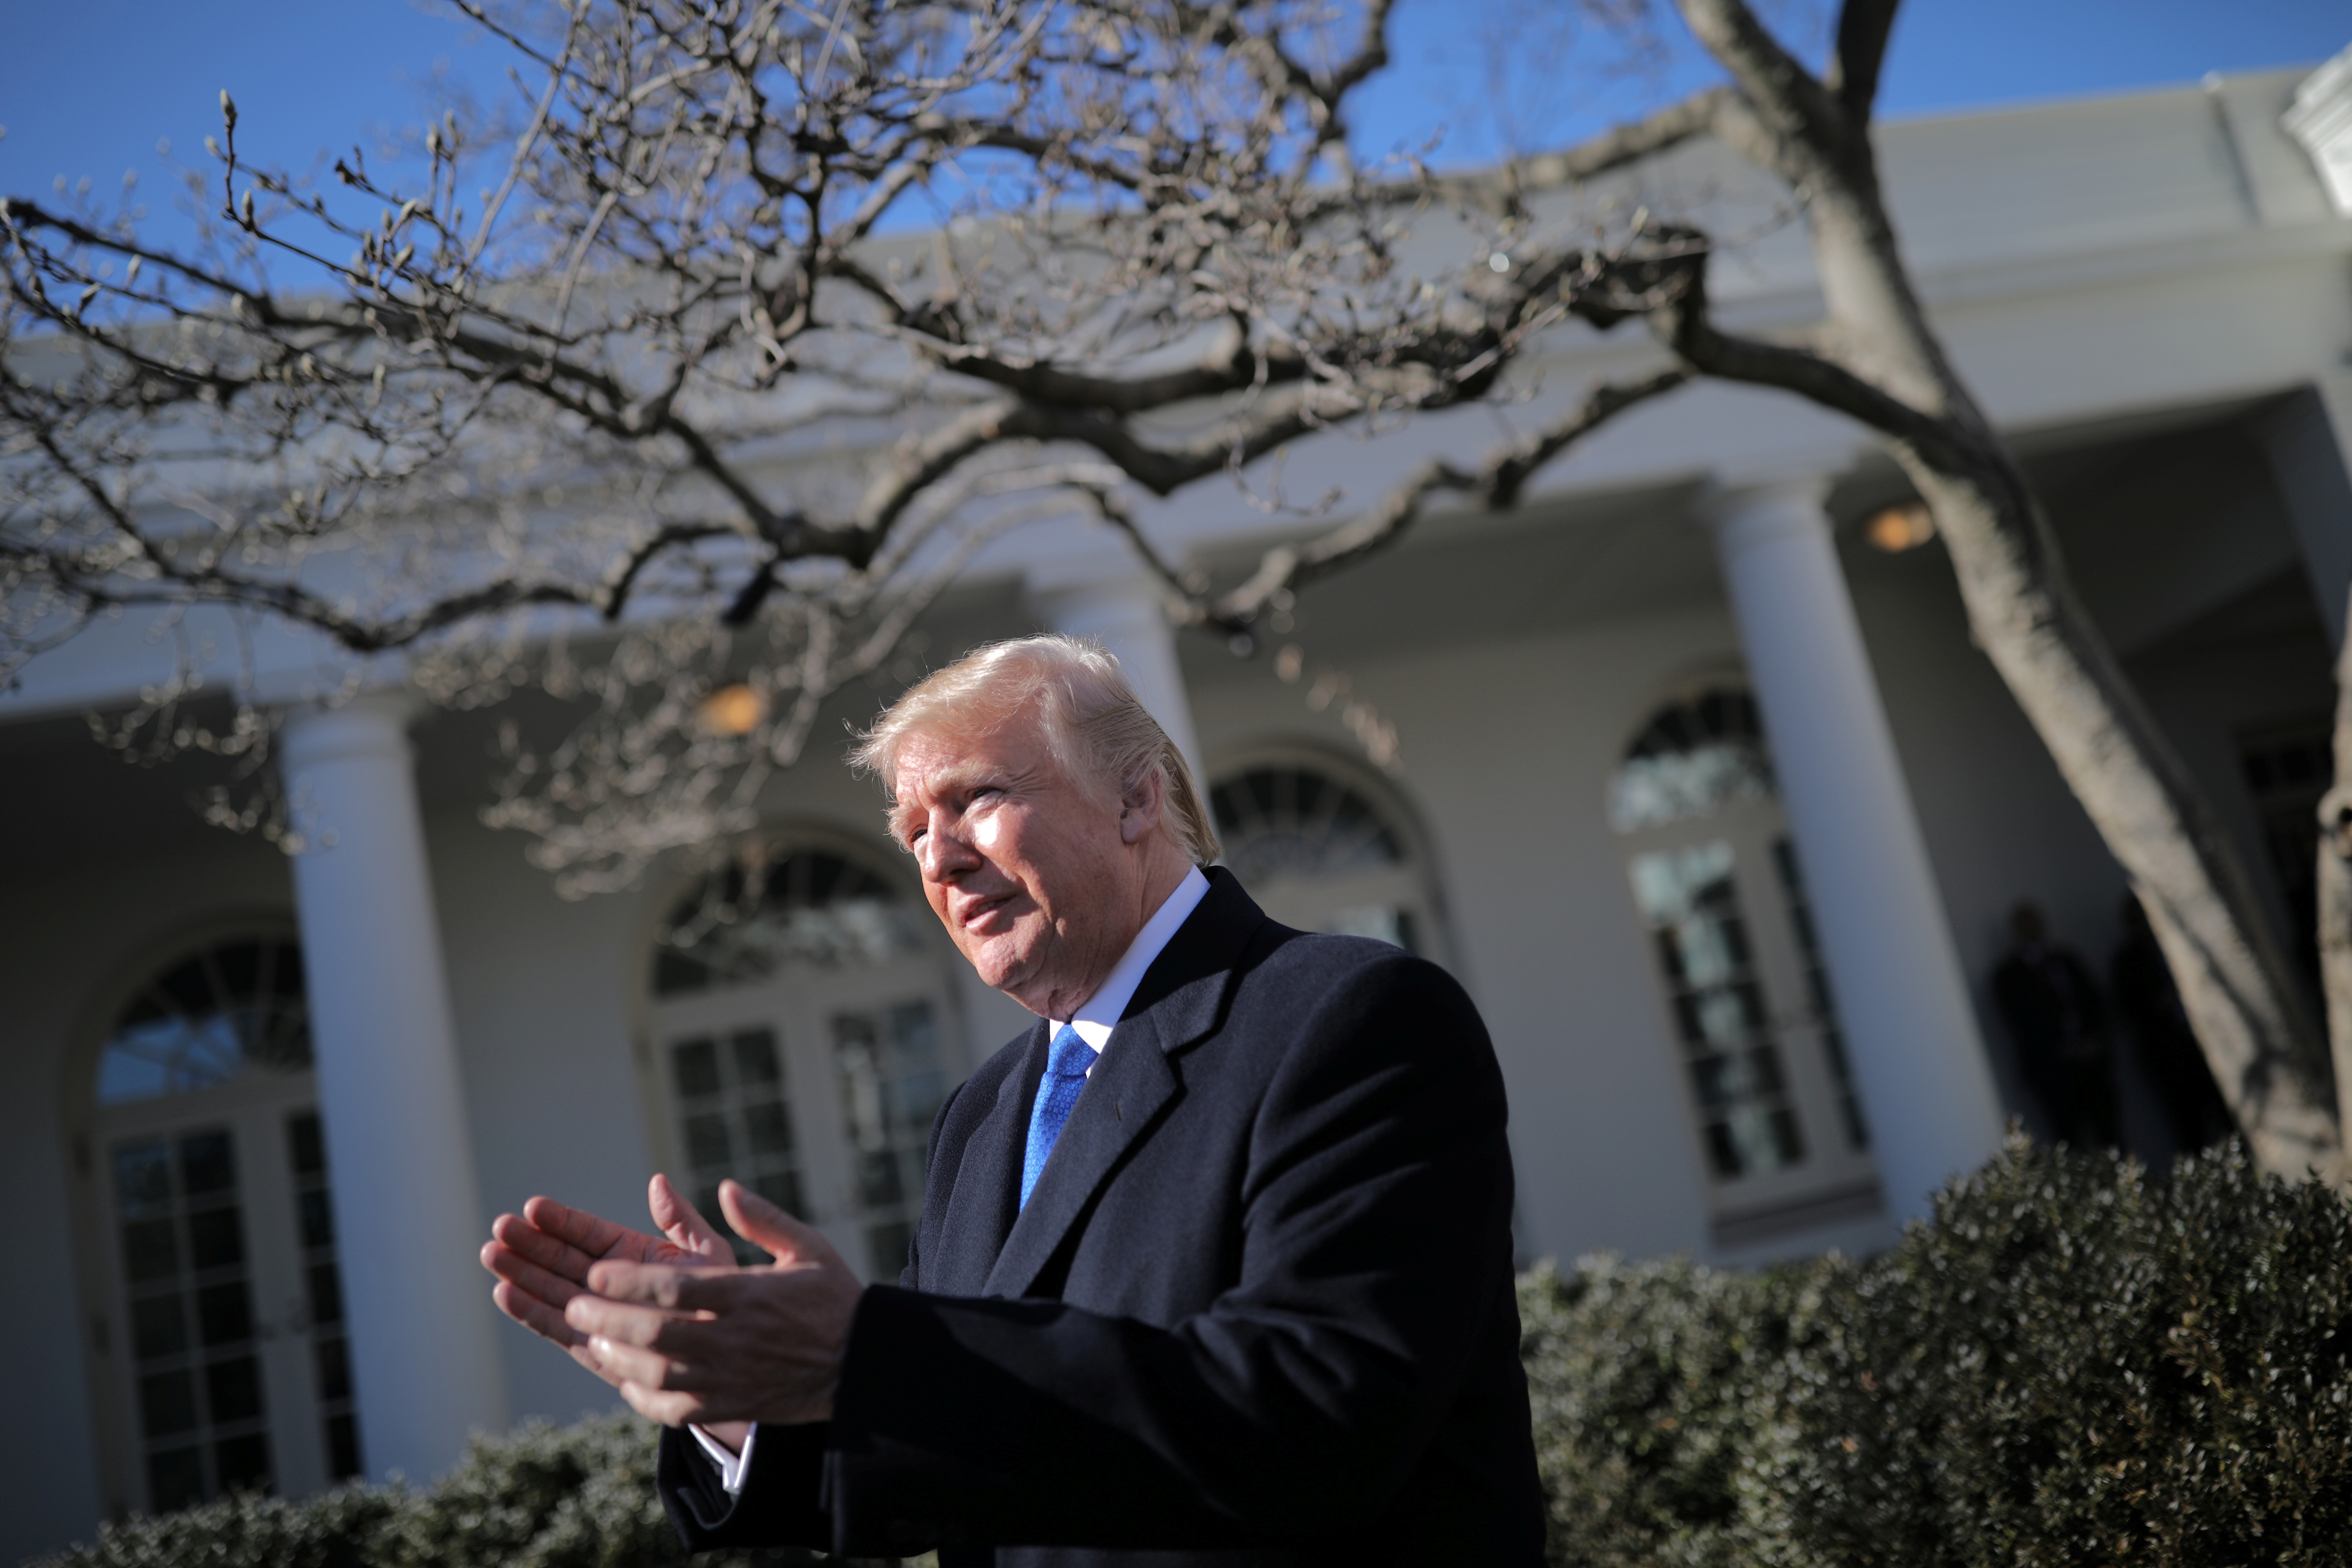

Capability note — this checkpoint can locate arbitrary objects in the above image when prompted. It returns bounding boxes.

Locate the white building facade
[5,55,2352,1561]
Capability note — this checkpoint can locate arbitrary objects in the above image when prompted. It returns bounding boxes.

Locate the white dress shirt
[691,865,1213,1492]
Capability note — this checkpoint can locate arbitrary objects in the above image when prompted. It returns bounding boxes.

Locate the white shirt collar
[1064,865,1212,1057]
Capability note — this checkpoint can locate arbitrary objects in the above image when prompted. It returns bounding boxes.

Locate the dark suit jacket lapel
[981,871,1266,1299]
[923,1018,1046,1295]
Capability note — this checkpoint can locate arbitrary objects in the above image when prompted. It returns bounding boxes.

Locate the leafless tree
[2316,618,2352,1155]
[1,0,1684,889]
[3,0,2339,1176]
[1532,0,2337,1180]
[1122,0,2348,1180]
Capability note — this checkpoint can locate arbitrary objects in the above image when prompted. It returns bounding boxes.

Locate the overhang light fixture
[698,683,767,737]
[1864,500,1936,553]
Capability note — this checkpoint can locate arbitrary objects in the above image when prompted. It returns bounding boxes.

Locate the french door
[1619,801,1878,1236]
[89,1072,359,1513]
[651,958,963,1283]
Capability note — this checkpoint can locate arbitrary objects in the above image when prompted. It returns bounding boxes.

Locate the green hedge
[1524,1133,2352,1566]
[40,1414,921,1568]
[45,1136,2352,1567]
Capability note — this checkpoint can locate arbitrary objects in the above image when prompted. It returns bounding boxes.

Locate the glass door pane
[110,1127,272,1508]
[832,1000,944,1282]
[1626,842,1806,1181]
[284,1111,362,1483]
[664,1023,807,1263]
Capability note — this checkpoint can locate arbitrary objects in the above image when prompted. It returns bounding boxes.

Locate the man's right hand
[480,1174,750,1447]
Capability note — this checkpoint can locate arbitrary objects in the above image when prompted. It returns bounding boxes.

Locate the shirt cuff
[687,1423,758,1494]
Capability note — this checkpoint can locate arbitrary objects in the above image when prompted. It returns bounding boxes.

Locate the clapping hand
[481,1172,733,1384]
[481,1175,864,1436]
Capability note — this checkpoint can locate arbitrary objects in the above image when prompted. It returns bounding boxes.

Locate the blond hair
[848,634,1220,867]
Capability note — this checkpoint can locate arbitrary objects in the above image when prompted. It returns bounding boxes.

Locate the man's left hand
[566,1179,866,1427]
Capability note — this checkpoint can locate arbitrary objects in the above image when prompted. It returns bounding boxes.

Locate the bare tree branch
[1110,366,1691,636]
[906,327,1310,417]
[1514,88,1735,191]
[1676,0,1853,160]
[1826,0,1902,125]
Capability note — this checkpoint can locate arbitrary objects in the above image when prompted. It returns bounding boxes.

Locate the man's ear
[1118,765,1166,844]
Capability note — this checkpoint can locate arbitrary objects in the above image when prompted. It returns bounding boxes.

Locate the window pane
[743,1099,792,1158]
[147,1447,205,1512]
[180,1132,236,1196]
[307,1262,343,1327]
[857,1150,903,1209]
[272,942,305,1001]
[287,1112,326,1177]
[683,1112,732,1172]
[865,1220,914,1281]
[155,958,213,1018]
[297,1189,335,1250]
[732,1029,780,1085]
[131,1294,187,1361]
[187,1208,244,1271]
[214,1433,271,1494]
[315,1335,352,1402]
[140,1370,199,1437]
[213,943,262,1000]
[196,1281,252,1347]
[205,1358,264,1424]
[122,1219,180,1284]
[114,1141,174,1214]
[672,1038,720,1100]
[325,1414,363,1480]
[751,1170,803,1219]
[890,1071,945,1135]
[887,1008,934,1073]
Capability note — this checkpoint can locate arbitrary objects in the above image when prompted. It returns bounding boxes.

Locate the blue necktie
[1020,1024,1093,1210]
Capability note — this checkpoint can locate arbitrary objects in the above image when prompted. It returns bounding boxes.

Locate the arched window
[653,849,930,994]
[99,938,311,1105]
[1209,757,1443,958]
[1610,685,1878,1246]
[1608,686,1777,834]
[647,841,963,1282]
[77,930,361,1519]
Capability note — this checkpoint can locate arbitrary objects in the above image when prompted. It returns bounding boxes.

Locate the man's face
[889,707,1145,1019]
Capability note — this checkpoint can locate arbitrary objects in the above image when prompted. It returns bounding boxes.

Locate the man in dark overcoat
[481,635,1545,1566]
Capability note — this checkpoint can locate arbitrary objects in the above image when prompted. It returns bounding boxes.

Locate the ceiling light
[1864,500,1935,553]
[698,683,767,737]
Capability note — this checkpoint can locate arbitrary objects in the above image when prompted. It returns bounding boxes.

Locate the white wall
[1188,609,1739,1266]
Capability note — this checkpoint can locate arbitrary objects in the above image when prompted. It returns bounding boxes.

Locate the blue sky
[1,0,2345,254]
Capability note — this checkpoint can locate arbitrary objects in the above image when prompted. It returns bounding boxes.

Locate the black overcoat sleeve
[657,1419,833,1553]
[656,1075,969,1555]
[820,952,1523,1558]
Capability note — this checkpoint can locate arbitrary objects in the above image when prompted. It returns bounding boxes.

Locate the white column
[1706,479,2005,1219]
[279,694,507,1482]
[1030,569,1205,784]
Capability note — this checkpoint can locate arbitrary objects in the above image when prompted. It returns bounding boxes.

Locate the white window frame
[1205,745,1455,968]
[633,829,972,1284]
[62,915,361,1520]
[1608,684,1883,1248]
